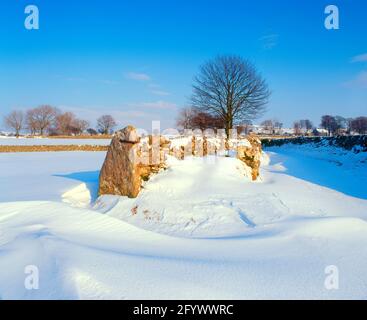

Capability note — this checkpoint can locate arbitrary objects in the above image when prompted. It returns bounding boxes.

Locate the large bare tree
[3,110,24,137]
[191,55,270,136]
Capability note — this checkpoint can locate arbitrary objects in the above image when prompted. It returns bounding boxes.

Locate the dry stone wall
[99,126,263,198]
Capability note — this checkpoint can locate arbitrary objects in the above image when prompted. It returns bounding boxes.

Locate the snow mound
[1,200,367,299]
[95,156,256,238]
[1,148,367,299]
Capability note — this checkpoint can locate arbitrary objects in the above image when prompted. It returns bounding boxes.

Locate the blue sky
[1,0,366,130]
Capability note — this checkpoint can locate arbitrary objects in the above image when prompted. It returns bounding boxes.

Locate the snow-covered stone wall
[99,126,262,198]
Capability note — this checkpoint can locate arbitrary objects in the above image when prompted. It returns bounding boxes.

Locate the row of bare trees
[292,116,367,136]
[3,106,117,137]
[320,115,367,136]
[176,109,367,137]
[260,119,283,134]
[293,119,314,135]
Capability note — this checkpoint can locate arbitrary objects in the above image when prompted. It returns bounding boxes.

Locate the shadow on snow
[266,149,367,200]
[53,170,100,202]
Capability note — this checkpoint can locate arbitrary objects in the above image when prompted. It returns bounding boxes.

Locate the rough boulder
[98,126,142,198]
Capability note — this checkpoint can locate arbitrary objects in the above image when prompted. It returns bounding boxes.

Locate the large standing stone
[98,126,142,198]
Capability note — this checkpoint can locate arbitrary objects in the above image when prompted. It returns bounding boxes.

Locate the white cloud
[343,70,367,88]
[58,101,178,130]
[148,83,161,89]
[99,79,120,85]
[126,72,151,81]
[65,77,87,82]
[60,105,149,123]
[350,53,367,63]
[150,90,171,96]
[129,100,177,110]
[259,34,279,50]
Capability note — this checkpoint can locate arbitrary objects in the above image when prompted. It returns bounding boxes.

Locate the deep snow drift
[0,145,366,299]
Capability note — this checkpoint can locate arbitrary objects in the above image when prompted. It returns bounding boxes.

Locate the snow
[265,143,367,199]
[96,156,255,237]
[0,145,367,299]
[0,137,111,146]
[0,152,106,203]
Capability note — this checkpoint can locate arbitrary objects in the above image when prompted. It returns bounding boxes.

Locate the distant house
[247,125,294,136]
[315,128,328,136]
[281,128,294,136]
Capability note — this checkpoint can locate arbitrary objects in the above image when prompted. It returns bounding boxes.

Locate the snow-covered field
[0,137,111,146]
[0,145,366,299]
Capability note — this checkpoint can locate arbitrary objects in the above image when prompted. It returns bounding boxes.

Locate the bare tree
[191,55,270,136]
[335,116,347,129]
[97,115,117,134]
[53,112,89,136]
[55,112,76,135]
[273,120,283,130]
[3,110,24,137]
[72,119,89,135]
[300,119,313,132]
[27,105,59,135]
[345,118,354,133]
[321,115,339,136]
[237,121,252,135]
[351,117,367,134]
[176,107,223,131]
[26,109,38,135]
[293,121,302,136]
[261,119,274,134]
[176,107,196,130]
[190,111,223,131]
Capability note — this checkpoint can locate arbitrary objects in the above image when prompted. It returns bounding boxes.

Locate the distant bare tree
[261,119,274,134]
[345,117,354,133]
[190,111,223,131]
[335,116,347,129]
[97,115,117,134]
[176,107,224,131]
[176,107,196,130]
[55,112,75,135]
[351,117,367,134]
[3,110,24,137]
[321,115,339,136]
[72,119,89,135]
[237,121,252,135]
[293,121,302,136]
[274,120,283,130]
[300,119,313,132]
[191,55,270,136]
[27,105,59,135]
[54,112,89,135]
[26,109,38,135]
